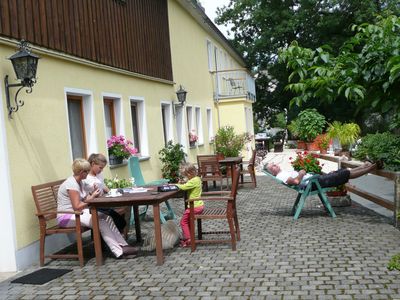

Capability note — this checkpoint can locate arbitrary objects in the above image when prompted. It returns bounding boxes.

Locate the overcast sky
[200,0,232,37]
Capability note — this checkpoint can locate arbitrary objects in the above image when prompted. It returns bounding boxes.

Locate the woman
[57,158,137,258]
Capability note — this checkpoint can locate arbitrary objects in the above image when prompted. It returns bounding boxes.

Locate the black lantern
[175,85,187,105]
[4,40,40,118]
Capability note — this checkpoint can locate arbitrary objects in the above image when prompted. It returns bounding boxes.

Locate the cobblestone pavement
[2,176,400,299]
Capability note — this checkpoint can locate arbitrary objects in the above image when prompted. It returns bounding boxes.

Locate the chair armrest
[36,210,83,216]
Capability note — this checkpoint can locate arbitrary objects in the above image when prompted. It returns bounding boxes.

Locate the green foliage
[290,152,322,174]
[287,118,301,139]
[296,109,326,142]
[158,141,186,182]
[215,0,400,127]
[280,14,400,128]
[104,177,132,189]
[327,121,361,151]
[215,126,250,157]
[353,132,400,171]
[315,134,330,150]
[388,253,400,271]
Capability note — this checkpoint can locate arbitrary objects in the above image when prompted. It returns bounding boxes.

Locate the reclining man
[265,162,376,188]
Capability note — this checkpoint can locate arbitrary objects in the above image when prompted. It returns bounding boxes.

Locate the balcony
[212,69,256,102]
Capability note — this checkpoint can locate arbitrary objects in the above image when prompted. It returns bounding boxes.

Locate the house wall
[0,41,176,269]
[0,0,254,271]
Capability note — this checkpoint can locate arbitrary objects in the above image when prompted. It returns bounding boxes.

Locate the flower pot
[297,140,306,150]
[189,141,196,147]
[216,153,225,161]
[306,142,319,151]
[109,155,123,165]
[319,148,327,154]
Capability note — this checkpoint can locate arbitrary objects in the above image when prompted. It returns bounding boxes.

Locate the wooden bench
[262,171,336,219]
[32,179,130,267]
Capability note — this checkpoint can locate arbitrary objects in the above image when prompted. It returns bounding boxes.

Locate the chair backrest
[197,155,222,177]
[32,179,65,221]
[230,167,240,199]
[128,156,146,186]
[249,148,256,166]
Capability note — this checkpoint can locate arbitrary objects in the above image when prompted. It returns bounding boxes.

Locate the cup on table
[110,188,118,197]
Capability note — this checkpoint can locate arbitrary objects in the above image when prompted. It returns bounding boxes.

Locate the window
[130,103,140,152]
[67,96,87,159]
[207,40,214,71]
[195,107,203,145]
[186,105,193,134]
[206,108,214,142]
[130,98,149,156]
[161,102,173,146]
[104,98,116,139]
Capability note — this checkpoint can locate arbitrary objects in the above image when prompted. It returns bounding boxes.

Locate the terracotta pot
[326,190,347,197]
[297,140,306,150]
[306,142,319,151]
[319,148,327,154]
[216,153,225,161]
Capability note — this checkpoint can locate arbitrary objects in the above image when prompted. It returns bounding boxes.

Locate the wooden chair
[188,166,241,252]
[197,155,227,191]
[32,179,90,267]
[240,148,257,188]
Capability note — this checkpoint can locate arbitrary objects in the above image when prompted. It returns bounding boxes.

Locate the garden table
[219,157,244,184]
[86,188,180,266]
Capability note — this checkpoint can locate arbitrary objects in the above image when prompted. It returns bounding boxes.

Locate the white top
[84,173,106,196]
[57,176,86,211]
[276,170,312,185]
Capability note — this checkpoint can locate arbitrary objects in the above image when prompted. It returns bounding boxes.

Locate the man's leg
[349,162,376,179]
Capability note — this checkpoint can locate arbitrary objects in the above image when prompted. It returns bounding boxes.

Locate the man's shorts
[317,169,350,188]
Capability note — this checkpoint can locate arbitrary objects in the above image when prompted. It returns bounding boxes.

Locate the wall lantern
[4,40,40,118]
[173,85,187,116]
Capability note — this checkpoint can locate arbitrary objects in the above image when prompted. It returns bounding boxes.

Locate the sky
[199,0,232,37]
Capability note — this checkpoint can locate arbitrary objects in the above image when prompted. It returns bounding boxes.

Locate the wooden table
[86,188,180,266]
[218,157,243,183]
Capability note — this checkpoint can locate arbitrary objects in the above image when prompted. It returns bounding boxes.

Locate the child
[84,153,126,232]
[175,162,203,247]
[84,153,109,195]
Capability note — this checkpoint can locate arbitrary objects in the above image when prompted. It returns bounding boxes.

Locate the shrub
[353,132,400,171]
[297,109,326,142]
[327,121,360,151]
[158,141,186,182]
[215,126,251,157]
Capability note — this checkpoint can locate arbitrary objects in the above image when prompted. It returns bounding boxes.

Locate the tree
[280,14,400,129]
[215,0,400,125]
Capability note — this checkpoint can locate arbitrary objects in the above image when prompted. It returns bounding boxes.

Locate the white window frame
[64,87,98,161]
[161,101,174,145]
[186,105,195,147]
[207,39,214,71]
[195,106,204,145]
[130,96,149,157]
[206,107,214,143]
[174,104,187,153]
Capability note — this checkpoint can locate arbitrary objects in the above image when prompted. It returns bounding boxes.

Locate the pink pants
[180,205,204,240]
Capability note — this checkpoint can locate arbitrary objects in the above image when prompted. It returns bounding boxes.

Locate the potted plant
[214,126,250,158]
[326,184,351,207]
[327,121,360,157]
[290,151,322,174]
[158,141,186,182]
[189,129,198,147]
[296,109,326,150]
[107,135,138,165]
[288,118,305,149]
[314,134,330,154]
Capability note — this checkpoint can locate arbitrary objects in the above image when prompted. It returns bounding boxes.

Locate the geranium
[290,151,322,174]
[189,129,198,143]
[107,135,137,159]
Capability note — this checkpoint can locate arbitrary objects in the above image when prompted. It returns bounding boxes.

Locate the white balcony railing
[213,69,256,102]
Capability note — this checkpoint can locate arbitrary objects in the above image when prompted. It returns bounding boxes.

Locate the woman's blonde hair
[179,162,197,177]
[72,158,91,175]
[88,153,108,166]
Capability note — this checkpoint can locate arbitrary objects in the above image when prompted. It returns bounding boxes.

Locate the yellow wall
[1,43,176,249]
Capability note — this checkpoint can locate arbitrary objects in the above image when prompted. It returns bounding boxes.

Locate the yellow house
[0,0,255,271]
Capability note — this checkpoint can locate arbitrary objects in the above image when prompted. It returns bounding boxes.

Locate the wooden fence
[319,154,400,226]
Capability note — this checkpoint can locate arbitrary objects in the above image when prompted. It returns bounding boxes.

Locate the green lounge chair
[262,170,336,220]
[128,156,176,224]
